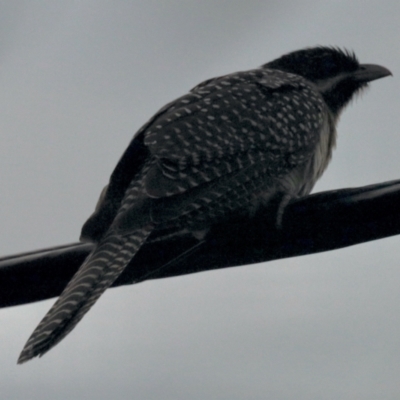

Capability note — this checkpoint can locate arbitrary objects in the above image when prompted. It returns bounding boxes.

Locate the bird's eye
[321,59,337,75]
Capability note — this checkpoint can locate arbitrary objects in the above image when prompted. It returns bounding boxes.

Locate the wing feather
[143,69,324,199]
[84,68,325,238]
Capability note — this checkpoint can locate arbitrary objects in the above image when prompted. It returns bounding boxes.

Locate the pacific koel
[18,46,391,363]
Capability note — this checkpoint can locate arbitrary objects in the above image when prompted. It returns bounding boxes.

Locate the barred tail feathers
[17,227,151,364]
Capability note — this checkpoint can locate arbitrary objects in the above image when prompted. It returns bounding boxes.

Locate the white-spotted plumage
[18,47,391,363]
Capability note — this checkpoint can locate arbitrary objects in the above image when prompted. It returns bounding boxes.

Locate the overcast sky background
[1,1,400,399]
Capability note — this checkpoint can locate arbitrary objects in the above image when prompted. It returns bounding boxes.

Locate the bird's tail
[17,226,152,364]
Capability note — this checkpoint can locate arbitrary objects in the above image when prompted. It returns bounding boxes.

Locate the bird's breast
[276,107,337,197]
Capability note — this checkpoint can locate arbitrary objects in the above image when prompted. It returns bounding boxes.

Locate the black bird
[18,46,391,363]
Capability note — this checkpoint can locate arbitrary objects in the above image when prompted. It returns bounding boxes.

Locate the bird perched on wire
[18,46,391,363]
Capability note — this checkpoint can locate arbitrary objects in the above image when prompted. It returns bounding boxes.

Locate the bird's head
[265,46,391,114]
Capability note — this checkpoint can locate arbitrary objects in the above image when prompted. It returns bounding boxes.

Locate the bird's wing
[114,68,325,230]
[145,69,323,190]
[79,97,179,242]
[82,69,324,241]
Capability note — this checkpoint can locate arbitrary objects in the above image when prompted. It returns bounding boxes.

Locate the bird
[18,46,391,363]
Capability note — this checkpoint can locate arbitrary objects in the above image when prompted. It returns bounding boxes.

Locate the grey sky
[1,1,400,399]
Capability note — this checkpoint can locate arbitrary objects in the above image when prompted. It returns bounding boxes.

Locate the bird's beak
[354,64,392,83]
